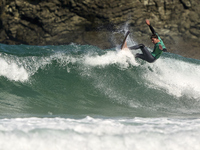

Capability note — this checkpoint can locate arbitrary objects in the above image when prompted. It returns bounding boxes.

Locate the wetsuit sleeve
[148,25,156,34]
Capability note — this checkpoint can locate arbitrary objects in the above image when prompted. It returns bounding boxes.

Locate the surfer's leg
[129,44,156,63]
[135,53,145,60]
[139,46,156,63]
[129,44,144,50]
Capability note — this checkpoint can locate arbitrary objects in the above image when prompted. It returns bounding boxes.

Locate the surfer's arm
[148,25,156,34]
[159,44,167,52]
[146,19,156,34]
[146,20,167,52]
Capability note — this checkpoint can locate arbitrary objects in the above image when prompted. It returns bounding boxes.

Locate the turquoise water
[0,43,200,149]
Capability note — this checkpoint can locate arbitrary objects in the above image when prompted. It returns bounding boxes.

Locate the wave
[0,43,200,118]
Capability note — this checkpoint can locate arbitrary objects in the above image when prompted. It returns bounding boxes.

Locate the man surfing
[123,19,167,63]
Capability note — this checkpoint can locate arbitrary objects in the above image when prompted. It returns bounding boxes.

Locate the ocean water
[0,42,200,150]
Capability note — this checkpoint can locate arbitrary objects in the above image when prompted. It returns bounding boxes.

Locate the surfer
[124,19,167,63]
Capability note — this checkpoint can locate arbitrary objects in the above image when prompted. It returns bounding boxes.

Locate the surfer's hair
[151,34,158,39]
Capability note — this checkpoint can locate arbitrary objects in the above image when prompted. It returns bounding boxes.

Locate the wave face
[0,43,200,118]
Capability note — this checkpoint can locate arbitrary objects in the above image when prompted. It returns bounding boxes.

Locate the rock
[0,0,200,59]
[181,0,192,8]
[189,11,199,22]
[190,28,200,37]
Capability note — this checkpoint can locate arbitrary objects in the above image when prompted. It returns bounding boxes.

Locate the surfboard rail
[121,31,130,50]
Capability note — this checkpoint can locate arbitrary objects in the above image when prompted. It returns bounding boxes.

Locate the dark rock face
[0,0,200,59]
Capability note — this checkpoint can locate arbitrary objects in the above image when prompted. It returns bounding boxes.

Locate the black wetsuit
[129,25,167,63]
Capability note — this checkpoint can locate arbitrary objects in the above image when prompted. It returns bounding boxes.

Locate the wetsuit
[129,25,167,63]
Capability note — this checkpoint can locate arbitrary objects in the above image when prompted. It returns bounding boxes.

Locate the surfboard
[121,31,130,50]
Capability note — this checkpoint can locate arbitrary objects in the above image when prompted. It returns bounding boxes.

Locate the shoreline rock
[0,0,200,59]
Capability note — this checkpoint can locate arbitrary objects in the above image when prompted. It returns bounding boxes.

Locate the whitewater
[0,39,200,149]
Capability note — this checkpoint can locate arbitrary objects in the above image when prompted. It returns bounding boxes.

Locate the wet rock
[0,0,200,59]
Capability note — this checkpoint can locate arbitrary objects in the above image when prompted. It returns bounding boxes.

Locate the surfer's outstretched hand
[146,19,150,26]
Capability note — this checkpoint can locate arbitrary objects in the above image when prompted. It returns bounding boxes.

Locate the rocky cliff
[0,0,200,59]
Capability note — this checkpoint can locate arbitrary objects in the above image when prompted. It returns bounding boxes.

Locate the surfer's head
[151,34,159,44]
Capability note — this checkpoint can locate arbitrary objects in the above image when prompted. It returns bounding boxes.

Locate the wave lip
[0,58,28,81]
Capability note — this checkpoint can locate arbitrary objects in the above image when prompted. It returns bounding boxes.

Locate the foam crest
[83,49,138,68]
[0,52,78,81]
[0,117,200,150]
[143,57,200,98]
[0,58,28,81]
